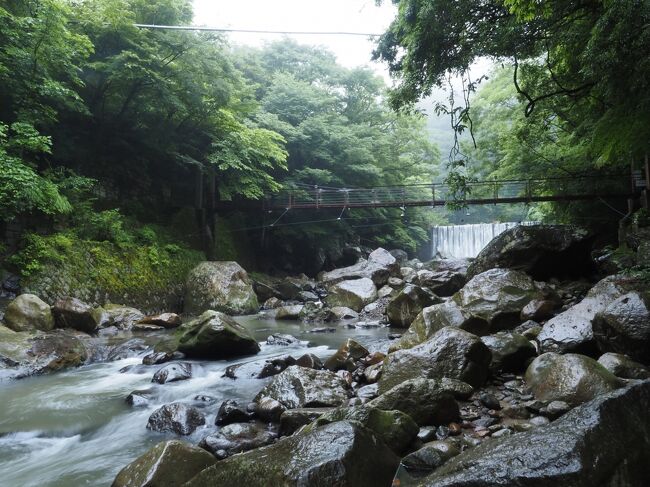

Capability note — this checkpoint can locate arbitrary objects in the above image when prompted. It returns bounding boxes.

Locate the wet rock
[266,333,300,346]
[416,259,469,297]
[478,392,501,410]
[319,247,400,287]
[545,400,571,419]
[481,331,536,373]
[254,366,349,409]
[126,389,154,407]
[254,396,286,422]
[184,261,258,315]
[137,312,182,329]
[152,362,192,384]
[309,405,419,454]
[199,422,276,459]
[132,323,165,332]
[326,278,378,312]
[147,403,205,435]
[308,326,337,333]
[356,383,379,403]
[397,440,461,480]
[99,304,145,330]
[525,352,623,406]
[390,249,409,264]
[363,363,383,383]
[520,299,558,321]
[262,297,282,309]
[386,285,442,328]
[273,304,304,320]
[298,291,319,302]
[142,351,173,365]
[177,310,260,359]
[538,276,626,354]
[380,327,491,391]
[597,352,650,379]
[276,274,315,300]
[369,378,463,426]
[325,306,359,321]
[4,294,54,332]
[514,319,542,339]
[185,421,400,487]
[52,297,99,333]
[112,440,215,487]
[215,400,250,426]
[295,353,323,369]
[106,339,148,361]
[324,339,369,371]
[412,381,650,487]
[279,407,331,436]
[593,291,650,363]
[466,224,593,280]
[257,355,296,379]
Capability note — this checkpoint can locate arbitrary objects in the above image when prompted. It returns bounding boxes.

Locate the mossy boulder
[177,310,260,359]
[111,440,215,487]
[597,352,650,379]
[184,421,400,487]
[4,294,54,332]
[386,285,442,328]
[184,261,258,315]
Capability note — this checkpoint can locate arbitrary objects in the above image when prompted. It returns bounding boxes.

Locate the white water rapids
[0,317,391,487]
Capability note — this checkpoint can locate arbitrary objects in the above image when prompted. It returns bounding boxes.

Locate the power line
[133,24,382,37]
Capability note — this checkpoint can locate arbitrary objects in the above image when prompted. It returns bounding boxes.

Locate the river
[0,315,392,486]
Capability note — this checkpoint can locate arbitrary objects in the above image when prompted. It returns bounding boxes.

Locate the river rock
[538,276,626,354]
[266,333,300,346]
[254,396,286,422]
[416,259,469,297]
[3,294,54,332]
[380,327,491,391]
[257,355,296,379]
[592,291,650,363]
[147,403,205,435]
[177,310,260,359]
[184,421,400,487]
[326,278,378,312]
[386,285,442,328]
[466,224,593,280]
[184,261,258,315]
[524,352,623,406]
[126,389,154,407]
[324,338,369,371]
[409,380,650,487]
[520,299,557,322]
[295,353,323,369]
[308,405,419,454]
[51,297,99,333]
[279,407,331,436]
[390,249,409,264]
[319,247,400,287]
[254,365,349,409]
[111,440,215,487]
[138,312,181,329]
[215,400,250,426]
[142,351,173,365]
[369,378,463,426]
[273,304,304,320]
[326,306,359,321]
[481,331,536,373]
[276,274,315,300]
[597,352,650,379]
[397,440,461,480]
[100,304,145,330]
[152,362,192,384]
[199,422,276,459]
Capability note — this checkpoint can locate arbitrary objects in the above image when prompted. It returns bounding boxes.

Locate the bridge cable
[133,24,382,36]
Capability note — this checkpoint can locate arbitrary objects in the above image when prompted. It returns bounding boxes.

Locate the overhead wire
[133,24,382,36]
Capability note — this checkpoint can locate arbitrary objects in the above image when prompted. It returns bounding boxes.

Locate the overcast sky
[192,0,397,77]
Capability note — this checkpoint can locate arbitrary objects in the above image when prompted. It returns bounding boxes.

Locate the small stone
[152,362,192,384]
[491,428,512,438]
[529,416,550,426]
[478,393,501,410]
[266,334,300,346]
[448,423,462,436]
[545,400,571,419]
[126,390,153,407]
[418,426,437,443]
[142,351,173,365]
[216,400,250,426]
[436,425,450,440]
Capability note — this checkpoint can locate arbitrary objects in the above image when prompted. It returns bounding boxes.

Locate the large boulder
[138,313,182,329]
[370,378,467,426]
[593,291,650,363]
[597,352,650,379]
[199,422,276,459]
[152,362,192,384]
[324,338,369,371]
[481,331,537,373]
[416,259,469,297]
[146,403,205,435]
[386,285,442,328]
[177,310,260,359]
[3,294,54,332]
[111,440,215,487]
[410,380,650,487]
[380,327,491,391]
[184,421,400,487]
[184,261,258,315]
[319,248,400,287]
[525,352,623,406]
[326,278,377,312]
[96,304,145,330]
[255,365,349,409]
[52,297,99,333]
[308,405,419,454]
[466,224,594,280]
[538,276,626,354]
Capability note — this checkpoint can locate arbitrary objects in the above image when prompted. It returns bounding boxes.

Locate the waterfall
[431,222,537,259]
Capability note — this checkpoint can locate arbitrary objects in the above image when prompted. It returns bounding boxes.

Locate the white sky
[192,0,397,76]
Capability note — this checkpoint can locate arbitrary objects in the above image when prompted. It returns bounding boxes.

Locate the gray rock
[4,294,54,332]
[254,396,286,422]
[295,353,323,369]
[525,352,623,406]
[177,310,260,359]
[273,304,304,320]
[356,383,379,403]
[416,259,469,297]
[126,389,154,407]
[142,352,175,366]
[520,299,558,321]
[266,333,300,346]
[481,331,537,373]
[147,403,205,435]
[138,312,182,329]
[111,440,215,487]
[184,421,400,487]
[319,247,400,287]
[199,422,276,459]
[215,400,250,426]
[324,339,369,371]
[99,304,145,330]
[386,285,442,328]
[396,440,461,480]
[52,297,99,333]
[326,306,359,321]
[593,291,650,363]
[279,407,331,436]
[152,362,192,384]
[325,278,378,312]
[597,352,650,379]
[380,327,492,391]
[411,381,650,487]
[254,366,349,409]
[184,261,258,315]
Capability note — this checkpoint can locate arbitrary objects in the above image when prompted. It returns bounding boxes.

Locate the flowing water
[431,222,537,259]
[0,316,392,486]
